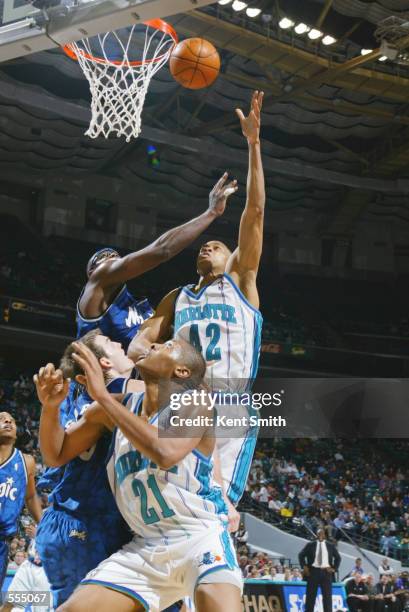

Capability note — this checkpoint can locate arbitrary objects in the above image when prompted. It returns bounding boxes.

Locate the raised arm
[72,343,213,469]
[226,91,265,309]
[34,364,111,467]
[127,288,179,362]
[90,174,238,289]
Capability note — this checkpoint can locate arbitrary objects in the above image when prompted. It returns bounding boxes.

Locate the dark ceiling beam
[190,47,383,137]
[222,68,409,128]
[315,0,334,29]
[2,75,409,193]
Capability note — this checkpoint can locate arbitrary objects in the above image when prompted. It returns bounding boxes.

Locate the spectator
[346,574,370,612]
[379,559,394,578]
[374,575,397,612]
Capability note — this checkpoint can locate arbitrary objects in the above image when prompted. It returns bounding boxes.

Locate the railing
[238,494,409,564]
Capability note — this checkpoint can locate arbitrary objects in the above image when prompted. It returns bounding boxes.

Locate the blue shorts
[36,507,131,607]
[0,538,9,596]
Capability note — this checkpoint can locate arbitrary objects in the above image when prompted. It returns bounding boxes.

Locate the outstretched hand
[208,172,238,217]
[33,363,69,410]
[235,90,264,145]
[72,342,107,402]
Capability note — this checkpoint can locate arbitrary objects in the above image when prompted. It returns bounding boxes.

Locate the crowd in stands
[3,214,409,353]
[244,439,409,564]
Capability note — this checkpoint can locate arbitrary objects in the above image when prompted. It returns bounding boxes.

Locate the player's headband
[87,247,120,277]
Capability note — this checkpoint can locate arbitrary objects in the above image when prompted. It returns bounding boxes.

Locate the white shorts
[7,560,52,612]
[81,525,242,611]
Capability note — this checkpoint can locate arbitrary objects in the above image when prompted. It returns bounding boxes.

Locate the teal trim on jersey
[192,449,212,463]
[194,457,211,496]
[222,273,262,318]
[81,579,149,610]
[220,529,238,569]
[227,434,258,505]
[249,309,263,384]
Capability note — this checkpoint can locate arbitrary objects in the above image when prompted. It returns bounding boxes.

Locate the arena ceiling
[2,0,409,235]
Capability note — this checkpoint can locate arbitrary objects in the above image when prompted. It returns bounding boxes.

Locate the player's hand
[33,364,69,410]
[226,498,240,533]
[72,342,107,402]
[25,523,37,539]
[235,90,264,145]
[208,172,238,217]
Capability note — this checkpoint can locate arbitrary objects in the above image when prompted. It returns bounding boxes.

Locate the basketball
[169,38,220,90]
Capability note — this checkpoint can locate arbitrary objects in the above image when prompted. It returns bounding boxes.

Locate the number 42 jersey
[174,273,263,392]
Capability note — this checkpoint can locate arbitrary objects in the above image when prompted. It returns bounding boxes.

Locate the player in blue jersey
[0,412,42,593]
[128,91,265,526]
[77,173,238,349]
[35,330,145,608]
[35,339,242,612]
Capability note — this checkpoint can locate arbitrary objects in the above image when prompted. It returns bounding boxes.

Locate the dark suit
[299,539,341,612]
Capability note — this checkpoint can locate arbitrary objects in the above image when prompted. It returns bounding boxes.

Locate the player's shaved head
[86,248,120,278]
[174,338,206,387]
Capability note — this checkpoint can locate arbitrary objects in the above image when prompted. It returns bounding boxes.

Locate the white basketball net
[66,23,176,141]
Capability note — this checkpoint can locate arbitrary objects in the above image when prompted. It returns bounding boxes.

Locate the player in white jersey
[34,338,242,612]
[128,91,265,517]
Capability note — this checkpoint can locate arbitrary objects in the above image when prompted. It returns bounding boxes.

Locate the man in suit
[298,528,341,612]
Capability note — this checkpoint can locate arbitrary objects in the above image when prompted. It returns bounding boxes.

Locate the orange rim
[62,18,178,66]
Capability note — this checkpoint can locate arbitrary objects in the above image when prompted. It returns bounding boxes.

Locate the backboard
[0,0,215,61]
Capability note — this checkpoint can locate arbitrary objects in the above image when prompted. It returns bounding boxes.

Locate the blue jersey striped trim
[80,580,149,610]
[77,284,128,323]
[0,448,17,469]
[249,310,263,385]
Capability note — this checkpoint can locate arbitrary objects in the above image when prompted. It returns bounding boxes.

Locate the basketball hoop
[63,19,178,141]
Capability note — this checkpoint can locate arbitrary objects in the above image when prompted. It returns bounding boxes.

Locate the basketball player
[77,174,238,349]
[0,412,42,592]
[128,90,265,512]
[37,176,236,607]
[35,330,144,608]
[35,340,242,612]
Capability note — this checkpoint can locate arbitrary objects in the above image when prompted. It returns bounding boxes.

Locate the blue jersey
[0,449,27,537]
[48,377,130,516]
[76,284,153,349]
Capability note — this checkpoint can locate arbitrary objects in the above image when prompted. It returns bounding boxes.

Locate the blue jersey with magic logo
[48,377,130,517]
[76,284,153,349]
[0,449,27,537]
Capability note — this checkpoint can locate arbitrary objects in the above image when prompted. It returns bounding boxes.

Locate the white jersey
[174,273,263,392]
[106,393,228,545]
[174,273,263,505]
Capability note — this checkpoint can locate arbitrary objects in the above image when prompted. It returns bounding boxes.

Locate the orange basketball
[169,38,221,90]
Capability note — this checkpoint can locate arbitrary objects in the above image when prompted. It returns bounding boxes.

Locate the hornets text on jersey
[107,392,228,544]
[0,449,27,537]
[173,273,263,392]
[77,284,153,349]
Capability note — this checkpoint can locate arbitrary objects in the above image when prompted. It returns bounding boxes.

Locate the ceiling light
[246,7,261,17]
[378,55,387,62]
[360,48,373,55]
[232,0,247,10]
[278,17,294,29]
[218,0,232,4]
[294,23,310,35]
[308,29,323,40]
[322,35,336,45]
